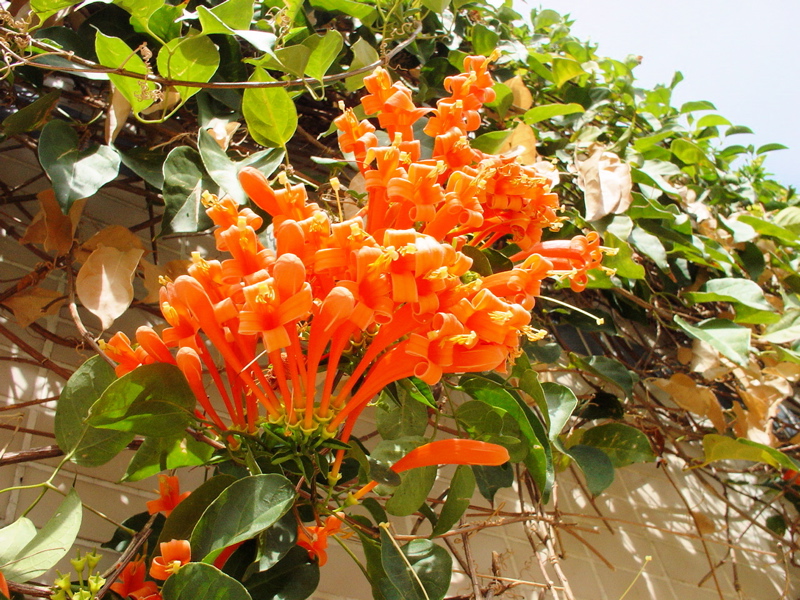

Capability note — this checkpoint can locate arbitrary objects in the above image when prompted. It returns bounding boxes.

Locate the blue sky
[528,1,799,190]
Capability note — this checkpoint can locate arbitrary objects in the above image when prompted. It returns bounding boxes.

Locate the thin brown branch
[0,320,73,379]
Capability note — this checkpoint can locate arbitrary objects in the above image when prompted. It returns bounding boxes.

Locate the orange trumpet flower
[149,540,191,580]
[111,557,159,600]
[296,513,344,566]
[146,475,190,517]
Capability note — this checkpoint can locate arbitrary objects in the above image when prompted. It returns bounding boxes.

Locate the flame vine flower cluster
[102,56,605,481]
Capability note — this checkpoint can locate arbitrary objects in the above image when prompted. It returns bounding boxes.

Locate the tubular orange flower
[146,475,190,517]
[111,557,159,600]
[0,570,9,600]
[352,440,510,501]
[296,514,344,566]
[149,540,191,580]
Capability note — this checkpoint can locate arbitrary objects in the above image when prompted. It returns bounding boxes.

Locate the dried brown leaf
[498,122,538,165]
[206,118,241,150]
[105,85,132,144]
[505,76,533,111]
[76,245,144,330]
[20,190,86,256]
[2,286,64,327]
[652,373,726,433]
[576,146,633,222]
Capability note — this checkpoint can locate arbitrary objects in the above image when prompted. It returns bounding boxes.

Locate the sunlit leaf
[580,423,655,468]
[524,102,583,124]
[76,246,143,330]
[242,68,298,148]
[701,435,799,470]
[674,316,751,366]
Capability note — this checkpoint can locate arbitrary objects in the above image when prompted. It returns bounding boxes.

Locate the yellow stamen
[488,310,513,325]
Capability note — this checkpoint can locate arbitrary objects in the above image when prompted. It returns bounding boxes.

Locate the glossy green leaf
[774,207,800,234]
[551,58,585,87]
[372,437,436,517]
[471,131,512,154]
[0,518,37,572]
[158,475,236,546]
[87,363,196,436]
[680,100,716,113]
[695,114,731,129]
[600,232,645,279]
[245,546,319,600]
[303,30,343,81]
[198,129,283,204]
[1,91,60,136]
[161,146,216,234]
[456,400,526,462]
[255,511,298,571]
[542,382,578,440]
[567,444,614,495]
[573,356,635,399]
[431,465,475,537]
[380,530,451,600]
[156,35,220,103]
[376,389,428,441]
[684,277,773,312]
[197,0,254,33]
[674,316,751,366]
[118,147,167,189]
[147,3,183,42]
[114,0,163,33]
[629,225,668,270]
[523,102,584,124]
[762,310,800,344]
[38,120,120,211]
[346,38,380,91]
[95,32,157,114]
[123,434,214,481]
[3,490,82,583]
[30,0,79,21]
[242,68,297,148]
[308,0,374,20]
[162,563,252,600]
[737,215,800,247]
[671,138,708,165]
[701,435,799,471]
[473,463,514,502]
[580,423,655,468]
[55,355,133,467]
[421,0,448,12]
[191,474,296,562]
[471,24,499,57]
[757,143,788,154]
[485,82,513,119]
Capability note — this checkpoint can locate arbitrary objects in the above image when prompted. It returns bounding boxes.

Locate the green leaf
[431,465,475,537]
[774,207,800,234]
[198,129,283,204]
[542,382,577,441]
[3,490,82,583]
[38,120,120,211]
[572,356,635,399]
[372,437,437,517]
[485,82,512,120]
[762,310,800,344]
[87,363,196,436]
[162,563,252,600]
[302,30,343,81]
[94,32,157,114]
[456,400,526,462]
[0,518,37,571]
[629,225,668,270]
[567,444,614,495]
[114,0,163,33]
[308,0,375,20]
[671,138,708,165]
[472,463,514,502]
[470,131,512,154]
[700,435,800,470]
[147,3,184,42]
[421,0,448,12]
[674,316,751,366]
[695,114,731,129]
[684,277,773,312]
[118,147,167,189]
[158,475,236,546]
[737,215,800,247]
[124,434,214,481]
[580,423,655,468]
[600,232,645,279]
[1,91,60,136]
[161,146,216,234]
[156,35,220,103]
[191,474,296,562]
[376,389,428,441]
[471,24,499,57]
[680,100,716,113]
[197,0,254,33]
[346,38,380,91]
[551,58,585,87]
[30,0,79,21]
[255,512,298,571]
[523,103,584,124]
[242,68,298,148]
[380,530,451,600]
[245,546,319,600]
[55,355,134,467]
[757,143,788,155]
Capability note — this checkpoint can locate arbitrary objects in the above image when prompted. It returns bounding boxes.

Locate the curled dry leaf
[2,286,65,327]
[575,144,633,222]
[75,225,147,264]
[498,122,538,165]
[206,118,241,150]
[652,373,726,433]
[140,258,191,304]
[76,245,144,330]
[504,75,533,111]
[105,84,132,145]
[690,339,732,381]
[20,190,86,256]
